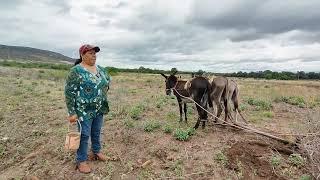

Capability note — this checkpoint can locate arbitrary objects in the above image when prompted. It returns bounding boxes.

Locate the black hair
[74,56,82,66]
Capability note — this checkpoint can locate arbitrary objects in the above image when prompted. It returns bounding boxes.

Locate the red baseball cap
[79,44,100,55]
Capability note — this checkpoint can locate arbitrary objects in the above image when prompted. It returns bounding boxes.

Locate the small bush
[174,129,190,141]
[124,119,134,128]
[186,128,196,136]
[187,106,194,115]
[246,97,272,111]
[262,111,274,118]
[0,144,5,157]
[143,121,161,132]
[130,104,145,120]
[163,124,173,133]
[289,153,304,167]
[156,96,168,108]
[214,151,228,166]
[275,96,306,108]
[300,174,312,180]
[270,155,281,167]
[166,112,178,121]
[239,104,247,111]
[106,67,119,76]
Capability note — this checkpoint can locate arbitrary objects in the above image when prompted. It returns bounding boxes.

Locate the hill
[0,44,74,63]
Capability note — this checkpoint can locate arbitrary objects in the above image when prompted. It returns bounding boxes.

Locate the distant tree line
[0,60,319,80]
[0,60,71,70]
[108,67,320,80]
[105,66,191,75]
[217,70,320,80]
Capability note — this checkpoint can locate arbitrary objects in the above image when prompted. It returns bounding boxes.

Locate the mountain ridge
[0,44,74,64]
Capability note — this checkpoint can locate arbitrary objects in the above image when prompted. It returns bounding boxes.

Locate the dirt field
[0,66,319,179]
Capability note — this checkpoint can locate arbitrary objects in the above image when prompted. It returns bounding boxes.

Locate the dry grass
[300,111,320,179]
[0,66,319,179]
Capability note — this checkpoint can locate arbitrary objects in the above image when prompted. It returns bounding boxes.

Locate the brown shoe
[88,152,108,162]
[76,161,91,174]
[95,152,107,162]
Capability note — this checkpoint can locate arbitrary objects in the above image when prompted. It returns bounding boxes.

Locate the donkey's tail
[207,81,213,108]
[225,77,230,118]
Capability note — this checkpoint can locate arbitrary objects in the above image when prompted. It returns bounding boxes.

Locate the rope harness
[169,86,319,145]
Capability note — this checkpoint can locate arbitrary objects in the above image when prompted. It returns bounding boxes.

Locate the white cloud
[0,0,320,72]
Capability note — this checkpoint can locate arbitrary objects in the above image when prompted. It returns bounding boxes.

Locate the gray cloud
[189,0,320,41]
[0,0,24,9]
[0,0,320,72]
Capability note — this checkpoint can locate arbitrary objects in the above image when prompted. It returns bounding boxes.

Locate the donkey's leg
[194,101,203,129]
[201,105,208,129]
[202,120,206,129]
[194,117,201,129]
[215,98,222,123]
[232,95,238,123]
[223,99,229,123]
[178,101,183,122]
[184,103,188,123]
[194,99,207,129]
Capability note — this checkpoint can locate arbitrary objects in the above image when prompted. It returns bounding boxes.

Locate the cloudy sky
[1,0,320,72]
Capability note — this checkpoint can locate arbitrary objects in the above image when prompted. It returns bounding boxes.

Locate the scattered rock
[23,176,39,180]
[121,174,128,179]
[1,137,9,142]
[166,155,175,161]
[141,160,153,168]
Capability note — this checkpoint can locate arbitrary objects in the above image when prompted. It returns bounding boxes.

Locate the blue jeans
[76,113,104,163]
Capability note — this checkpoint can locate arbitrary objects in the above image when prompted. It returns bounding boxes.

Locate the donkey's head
[160,71,178,95]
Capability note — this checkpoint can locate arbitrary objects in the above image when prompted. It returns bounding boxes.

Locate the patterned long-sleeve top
[64,64,110,121]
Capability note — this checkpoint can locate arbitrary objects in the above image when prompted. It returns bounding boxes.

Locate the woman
[65,44,110,173]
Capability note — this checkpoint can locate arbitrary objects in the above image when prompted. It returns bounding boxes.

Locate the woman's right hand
[68,114,78,123]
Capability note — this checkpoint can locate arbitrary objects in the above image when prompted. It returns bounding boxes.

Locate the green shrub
[166,112,178,121]
[174,129,190,141]
[143,121,161,132]
[262,111,274,118]
[124,119,134,128]
[214,151,228,166]
[300,174,312,180]
[270,155,281,167]
[275,96,306,107]
[156,96,168,108]
[186,128,196,136]
[130,104,145,120]
[239,104,247,111]
[105,67,119,76]
[0,144,5,157]
[163,124,173,133]
[289,153,304,167]
[246,97,272,111]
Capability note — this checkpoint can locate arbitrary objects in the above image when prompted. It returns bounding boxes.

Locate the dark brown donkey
[160,73,213,129]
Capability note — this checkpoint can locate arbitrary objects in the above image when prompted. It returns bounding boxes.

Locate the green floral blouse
[64,64,110,121]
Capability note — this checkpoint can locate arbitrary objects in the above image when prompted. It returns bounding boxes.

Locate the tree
[195,69,205,76]
[170,67,178,74]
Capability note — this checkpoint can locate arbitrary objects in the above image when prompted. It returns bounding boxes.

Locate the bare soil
[0,66,318,179]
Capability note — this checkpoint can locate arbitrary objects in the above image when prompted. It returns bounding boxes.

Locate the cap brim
[93,46,100,52]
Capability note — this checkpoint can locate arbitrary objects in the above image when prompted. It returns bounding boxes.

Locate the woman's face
[81,50,96,66]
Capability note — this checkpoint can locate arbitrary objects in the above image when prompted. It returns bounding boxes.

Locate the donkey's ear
[160,73,167,78]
